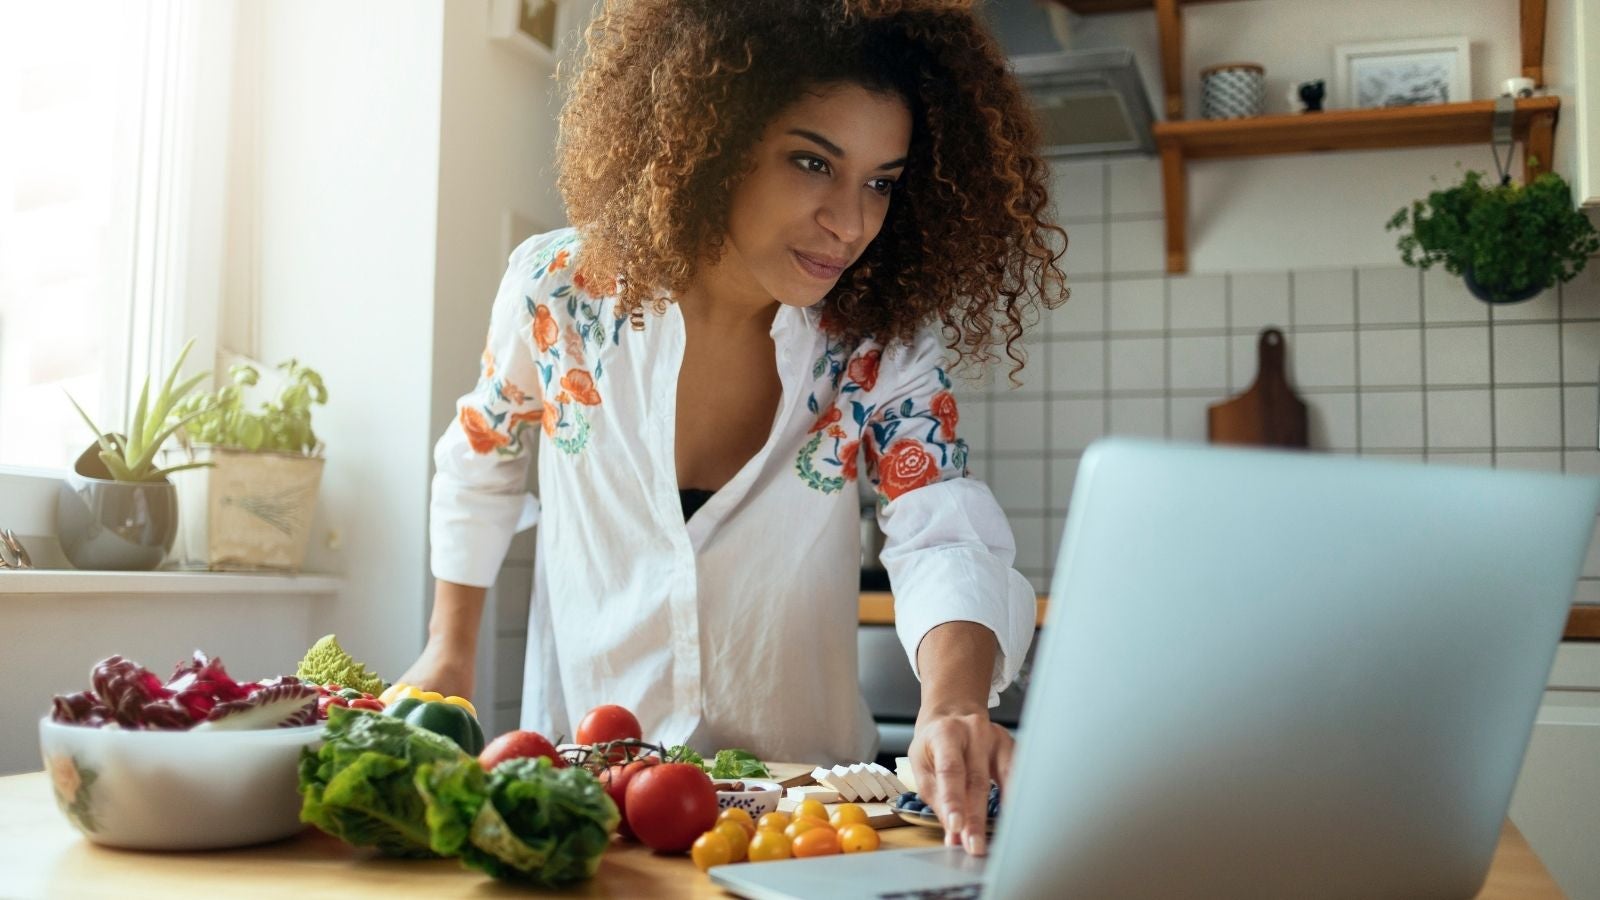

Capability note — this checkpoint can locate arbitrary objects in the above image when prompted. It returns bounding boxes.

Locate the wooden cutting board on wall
[1208,328,1309,448]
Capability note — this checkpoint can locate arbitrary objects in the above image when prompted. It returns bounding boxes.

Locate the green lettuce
[708,749,770,780]
[297,705,470,857]
[417,756,619,887]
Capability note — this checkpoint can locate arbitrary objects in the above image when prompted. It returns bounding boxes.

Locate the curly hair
[556,0,1068,377]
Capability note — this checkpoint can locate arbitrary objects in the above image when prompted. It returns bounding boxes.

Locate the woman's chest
[672,333,785,491]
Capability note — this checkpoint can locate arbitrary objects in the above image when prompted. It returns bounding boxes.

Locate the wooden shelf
[1056,0,1554,273]
[1155,97,1561,272]
[1153,97,1561,159]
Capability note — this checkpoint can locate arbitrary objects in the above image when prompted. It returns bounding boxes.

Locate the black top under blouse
[679,488,716,522]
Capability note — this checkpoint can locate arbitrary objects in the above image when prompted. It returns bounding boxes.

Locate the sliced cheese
[895,766,918,793]
[869,762,908,796]
[787,786,841,804]
[844,763,881,801]
[827,764,860,801]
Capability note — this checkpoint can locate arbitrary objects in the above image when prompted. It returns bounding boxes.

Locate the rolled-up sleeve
[862,330,1035,707]
[429,236,552,588]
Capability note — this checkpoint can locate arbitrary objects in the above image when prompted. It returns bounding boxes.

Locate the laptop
[712,438,1600,900]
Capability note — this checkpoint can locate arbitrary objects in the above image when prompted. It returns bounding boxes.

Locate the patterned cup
[1201,62,1266,119]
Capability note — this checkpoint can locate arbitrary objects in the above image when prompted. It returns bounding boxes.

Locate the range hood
[1010,48,1157,157]
[981,0,1157,157]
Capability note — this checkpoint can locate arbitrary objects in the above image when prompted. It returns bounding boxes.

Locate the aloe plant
[66,339,217,483]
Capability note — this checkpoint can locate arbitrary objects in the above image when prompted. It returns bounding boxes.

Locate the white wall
[430,0,571,736]
[1056,0,1536,271]
[236,0,447,679]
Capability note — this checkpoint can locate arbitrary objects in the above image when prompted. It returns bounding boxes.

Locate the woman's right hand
[393,638,477,701]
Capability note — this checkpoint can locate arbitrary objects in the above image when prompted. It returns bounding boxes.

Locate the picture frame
[1333,37,1471,110]
[489,0,560,69]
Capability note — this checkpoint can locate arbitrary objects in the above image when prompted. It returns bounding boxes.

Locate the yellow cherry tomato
[747,829,793,862]
[691,830,734,872]
[791,826,842,858]
[838,823,881,853]
[783,816,831,842]
[718,807,757,839]
[757,812,791,833]
[830,803,870,829]
[713,820,750,862]
[796,799,829,823]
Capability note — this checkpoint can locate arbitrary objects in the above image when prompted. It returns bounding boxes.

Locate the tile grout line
[1417,269,1429,461]
[1353,271,1363,454]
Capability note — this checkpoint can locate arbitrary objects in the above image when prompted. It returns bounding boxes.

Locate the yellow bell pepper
[377,681,475,716]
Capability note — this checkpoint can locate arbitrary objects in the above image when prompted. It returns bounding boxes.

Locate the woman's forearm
[915,621,998,716]
[429,579,488,654]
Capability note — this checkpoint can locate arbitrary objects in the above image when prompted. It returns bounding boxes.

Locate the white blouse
[430,228,1035,764]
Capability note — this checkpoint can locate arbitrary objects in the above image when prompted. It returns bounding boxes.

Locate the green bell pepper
[384,697,485,755]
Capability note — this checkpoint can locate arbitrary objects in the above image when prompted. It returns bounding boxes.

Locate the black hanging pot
[1462,266,1543,305]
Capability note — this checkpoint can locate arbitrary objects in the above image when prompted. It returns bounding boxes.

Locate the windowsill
[0,569,341,596]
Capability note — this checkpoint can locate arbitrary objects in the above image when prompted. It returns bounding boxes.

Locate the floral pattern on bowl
[45,753,99,833]
[715,779,781,817]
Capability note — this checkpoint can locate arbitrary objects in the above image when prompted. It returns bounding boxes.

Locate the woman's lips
[793,250,846,280]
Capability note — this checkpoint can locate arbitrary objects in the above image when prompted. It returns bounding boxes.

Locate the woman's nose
[816,187,864,244]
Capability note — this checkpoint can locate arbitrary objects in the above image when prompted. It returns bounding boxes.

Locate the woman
[402,0,1067,856]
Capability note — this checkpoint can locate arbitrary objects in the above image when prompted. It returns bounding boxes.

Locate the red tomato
[576,704,643,747]
[478,730,565,771]
[600,756,661,840]
[624,762,719,853]
[349,698,384,712]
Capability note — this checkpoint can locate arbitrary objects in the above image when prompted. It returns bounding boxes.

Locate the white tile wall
[966,198,1600,591]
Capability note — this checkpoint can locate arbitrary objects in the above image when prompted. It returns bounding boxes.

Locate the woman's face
[719,82,912,309]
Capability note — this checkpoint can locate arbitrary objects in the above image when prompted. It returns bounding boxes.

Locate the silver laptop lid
[989,439,1600,899]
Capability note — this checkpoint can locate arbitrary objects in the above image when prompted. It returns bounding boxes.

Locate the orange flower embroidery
[809,405,843,433]
[533,305,559,352]
[542,402,560,436]
[826,424,847,439]
[839,441,860,481]
[460,406,509,454]
[930,390,959,441]
[878,439,939,500]
[847,349,881,392]
[560,369,602,406]
[547,248,570,274]
[502,381,529,405]
[481,346,496,379]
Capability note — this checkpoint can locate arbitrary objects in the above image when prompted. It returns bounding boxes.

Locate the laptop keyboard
[876,885,983,900]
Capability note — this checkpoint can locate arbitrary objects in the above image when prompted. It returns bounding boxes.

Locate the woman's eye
[869,178,898,196]
[795,155,831,175]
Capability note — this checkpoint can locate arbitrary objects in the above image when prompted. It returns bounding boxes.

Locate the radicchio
[51,651,319,730]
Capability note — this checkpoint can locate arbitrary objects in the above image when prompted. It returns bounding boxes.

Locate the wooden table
[0,771,1564,899]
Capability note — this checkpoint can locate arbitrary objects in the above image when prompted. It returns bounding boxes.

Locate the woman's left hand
[907,704,1014,856]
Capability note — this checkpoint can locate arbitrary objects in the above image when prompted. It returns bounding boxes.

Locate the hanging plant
[1386,170,1599,304]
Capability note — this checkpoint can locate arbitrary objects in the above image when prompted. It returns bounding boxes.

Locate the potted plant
[1387,170,1600,304]
[57,339,214,571]
[162,358,329,572]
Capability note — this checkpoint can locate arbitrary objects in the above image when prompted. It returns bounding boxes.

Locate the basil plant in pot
[1387,170,1600,304]
[162,358,329,572]
[59,339,215,571]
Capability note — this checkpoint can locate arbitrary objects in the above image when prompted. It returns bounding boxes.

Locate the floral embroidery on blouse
[795,347,966,502]
[527,239,627,457]
[459,234,624,458]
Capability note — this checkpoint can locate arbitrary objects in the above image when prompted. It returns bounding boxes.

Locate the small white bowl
[715,779,782,817]
[39,716,322,850]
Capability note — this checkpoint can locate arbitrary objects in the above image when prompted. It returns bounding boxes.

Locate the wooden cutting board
[1207,327,1309,448]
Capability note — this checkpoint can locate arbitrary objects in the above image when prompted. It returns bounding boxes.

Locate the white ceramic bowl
[38,717,322,850]
[715,779,782,817]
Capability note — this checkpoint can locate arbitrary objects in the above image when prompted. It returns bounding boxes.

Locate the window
[0,0,228,472]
